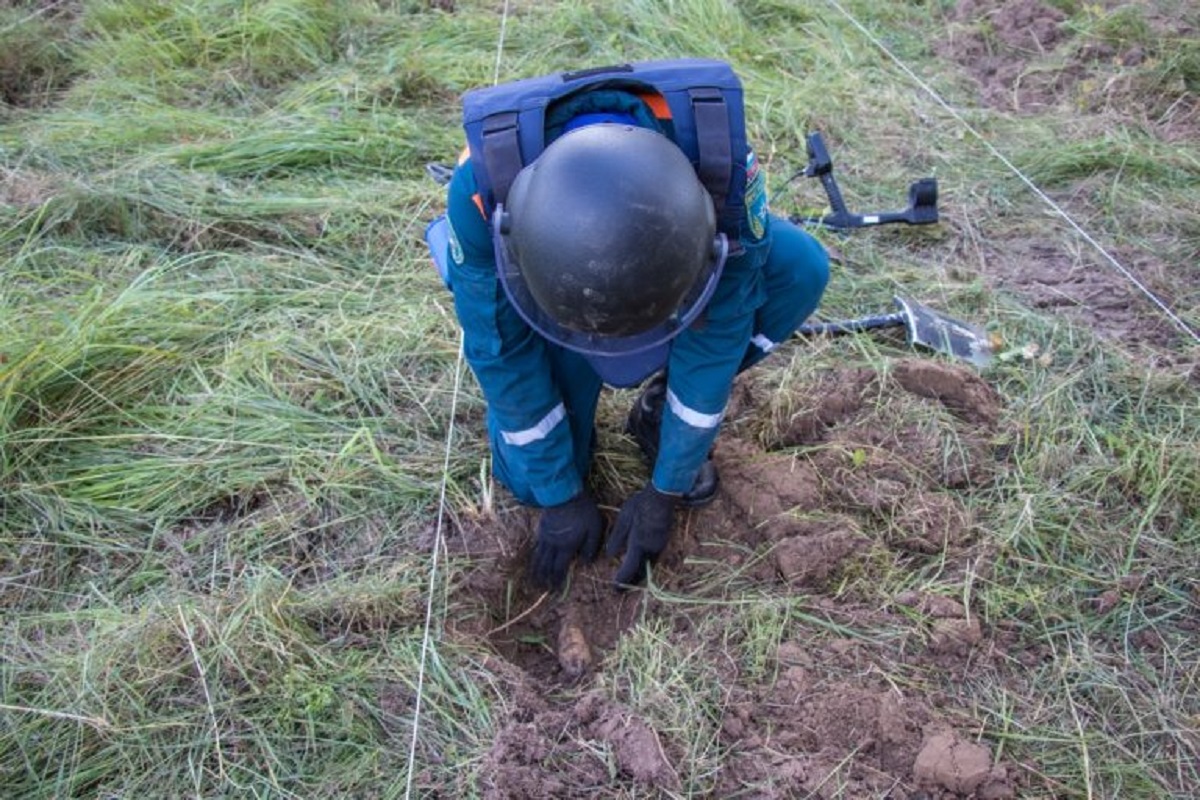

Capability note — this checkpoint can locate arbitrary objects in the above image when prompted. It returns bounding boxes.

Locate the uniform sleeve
[445,158,583,507]
[652,240,766,494]
[652,146,774,494]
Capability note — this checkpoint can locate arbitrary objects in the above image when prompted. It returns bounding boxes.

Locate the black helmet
[495,124,727,357]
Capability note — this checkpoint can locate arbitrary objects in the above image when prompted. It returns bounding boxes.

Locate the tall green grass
[2,0,1198,796]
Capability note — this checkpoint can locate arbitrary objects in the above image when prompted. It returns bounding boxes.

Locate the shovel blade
[893,296,993,368]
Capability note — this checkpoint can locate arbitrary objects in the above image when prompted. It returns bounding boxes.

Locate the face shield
[494,211,728,357]
[492,123,729,358]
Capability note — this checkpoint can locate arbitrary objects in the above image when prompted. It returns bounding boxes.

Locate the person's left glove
[606,484,678,588]
[529,491,604,590]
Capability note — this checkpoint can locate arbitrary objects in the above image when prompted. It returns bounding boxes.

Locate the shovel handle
[794,313,905,338]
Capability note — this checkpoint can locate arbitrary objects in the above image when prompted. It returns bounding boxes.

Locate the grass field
[2,0,1197,798]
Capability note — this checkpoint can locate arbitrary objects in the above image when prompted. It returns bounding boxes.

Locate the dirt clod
[556,611,593,680]
[595,714,677,787]
[773,526,870,588]
[914,731,994,794]
[930,617,984,657]
[892,359,1002,426]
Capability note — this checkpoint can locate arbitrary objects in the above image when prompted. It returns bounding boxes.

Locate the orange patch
[637,91,672,120]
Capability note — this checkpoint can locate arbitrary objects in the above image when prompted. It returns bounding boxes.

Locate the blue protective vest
[462,59,751,242]
[443,60,752,388]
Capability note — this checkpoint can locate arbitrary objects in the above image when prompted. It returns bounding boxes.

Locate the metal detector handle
[793,131,941,231]
[425,162,454,186]
[805,133,852,222]
[804,131,833,175]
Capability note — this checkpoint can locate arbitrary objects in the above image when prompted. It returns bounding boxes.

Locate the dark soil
[937,0,1198,136]
[981,236,1190,366]
[442,359,1019,798]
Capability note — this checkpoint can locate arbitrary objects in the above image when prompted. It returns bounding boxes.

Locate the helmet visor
[493,206,729,358]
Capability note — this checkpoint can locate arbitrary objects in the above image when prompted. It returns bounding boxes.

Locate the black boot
[626,374,719,508]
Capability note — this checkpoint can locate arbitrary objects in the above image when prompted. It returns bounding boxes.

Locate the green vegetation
[2,0,1197,797]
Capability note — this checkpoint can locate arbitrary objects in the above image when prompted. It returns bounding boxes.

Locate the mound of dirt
[936,0,1071,112]
[441,359,1022,797]
[937,0,1198,136]
[479,679,680,799]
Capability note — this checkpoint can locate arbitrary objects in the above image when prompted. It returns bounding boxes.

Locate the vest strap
[482,112,522,207]
[689,87,732,216]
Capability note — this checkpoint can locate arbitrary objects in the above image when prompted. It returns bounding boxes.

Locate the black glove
[606,484,678,588]
[529,491,604,590]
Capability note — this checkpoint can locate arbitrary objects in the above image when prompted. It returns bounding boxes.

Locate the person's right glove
[529,491,604,590]
[606,484,678,588]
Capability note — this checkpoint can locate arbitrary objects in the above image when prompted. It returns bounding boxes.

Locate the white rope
[492,0,512,87]
[0,0,70,35]
[822,0,1200,344]
[402,339,465,800]
[403,2,511,798]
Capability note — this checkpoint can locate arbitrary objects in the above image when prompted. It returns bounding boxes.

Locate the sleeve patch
[446,217,465,264]
[745,149,768,241]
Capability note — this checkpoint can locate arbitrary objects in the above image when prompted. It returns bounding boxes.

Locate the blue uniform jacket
[441,139,773,508]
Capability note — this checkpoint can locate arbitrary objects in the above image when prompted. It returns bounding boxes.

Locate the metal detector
[781,132,993,365]
[790,132,940,231]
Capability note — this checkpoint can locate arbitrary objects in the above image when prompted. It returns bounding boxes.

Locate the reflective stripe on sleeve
[666,389,724,430]
[500,402,567,446]
[751,333,778,353]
